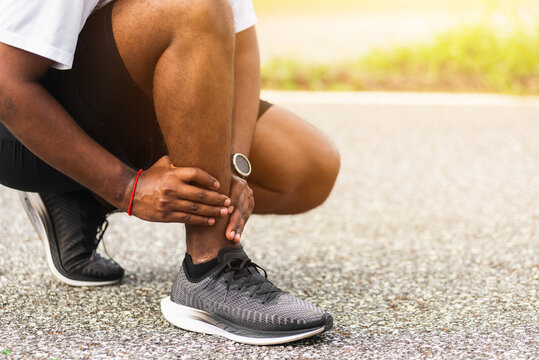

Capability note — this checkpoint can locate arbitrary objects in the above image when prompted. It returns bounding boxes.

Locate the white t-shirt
[0,0,257,70]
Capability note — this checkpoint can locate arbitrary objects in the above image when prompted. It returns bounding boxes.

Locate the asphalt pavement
[1,93,538,359]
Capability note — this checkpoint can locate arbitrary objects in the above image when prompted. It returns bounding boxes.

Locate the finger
[176,167,220,190]
[225,212,238,240]
[229,176,242,193]
[226,209,245,242]
[234,194,253,242]
[239,189,253,215]
[166,212,216,226]
[180,185,231,206]
[172,200,229,217]
[230,182,245,205]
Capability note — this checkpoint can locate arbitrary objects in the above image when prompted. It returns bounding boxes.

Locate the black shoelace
[204,258,282,304]
[91,219,118,265]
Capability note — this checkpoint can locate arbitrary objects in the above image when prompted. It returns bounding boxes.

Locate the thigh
[65,2,164,168]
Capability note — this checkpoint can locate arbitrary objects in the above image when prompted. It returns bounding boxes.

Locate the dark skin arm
[231,26,260,157]
[0,44,134,208]
[0,43,230,224]
[226,26,260,242]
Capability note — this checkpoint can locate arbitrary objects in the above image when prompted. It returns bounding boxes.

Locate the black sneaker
[161,247,333,345]
[19,190,124,286]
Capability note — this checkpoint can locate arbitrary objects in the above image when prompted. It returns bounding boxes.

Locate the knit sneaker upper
[170,247,329,333]
[40,189,123,281]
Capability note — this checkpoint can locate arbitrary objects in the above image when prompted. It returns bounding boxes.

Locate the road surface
[1,92,538,359]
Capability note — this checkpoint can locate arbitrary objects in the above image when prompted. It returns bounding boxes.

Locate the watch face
[234,154,251,176]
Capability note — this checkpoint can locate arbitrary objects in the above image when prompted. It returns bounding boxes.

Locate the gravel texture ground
[1,96,538,359]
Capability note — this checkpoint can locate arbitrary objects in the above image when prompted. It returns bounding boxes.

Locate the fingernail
[235,233,241,241]
[220,208,228,215]
[224,198,231,206]
[228,206,234,213]
[230,231,235,239]
[213,181,220,189]
[208,218,215,225]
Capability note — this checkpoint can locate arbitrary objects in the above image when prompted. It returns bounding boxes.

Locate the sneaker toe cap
[81,256,124,281]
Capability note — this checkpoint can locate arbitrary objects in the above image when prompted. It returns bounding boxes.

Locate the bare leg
[94,101,341,216]
[111,0,238,262]
[249,105,340,214]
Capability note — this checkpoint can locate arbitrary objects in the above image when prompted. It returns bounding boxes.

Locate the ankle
[190,253,217,264]
[184,253,218,279]
[187,243,241,264]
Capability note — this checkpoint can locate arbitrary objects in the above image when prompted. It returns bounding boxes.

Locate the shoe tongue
[217,246,249,265]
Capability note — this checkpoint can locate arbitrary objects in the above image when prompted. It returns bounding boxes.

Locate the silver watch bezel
[232,153,252,178]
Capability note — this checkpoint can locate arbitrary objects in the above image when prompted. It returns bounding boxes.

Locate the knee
[163,0,235,50]
[283,138,340,213]
[305,140,340,207]
[276,133,340,212]
[189,0,234,40]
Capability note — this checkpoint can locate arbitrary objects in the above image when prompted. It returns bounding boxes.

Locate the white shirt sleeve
[231,0,257,33]
[0,0,98,70]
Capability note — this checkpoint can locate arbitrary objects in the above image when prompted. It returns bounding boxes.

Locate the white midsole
[19,191,119,287]
[160,297,325,345]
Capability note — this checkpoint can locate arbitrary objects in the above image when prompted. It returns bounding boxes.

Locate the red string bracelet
[127,169,143,216]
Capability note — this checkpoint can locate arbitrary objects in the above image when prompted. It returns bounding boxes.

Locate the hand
[225,175,255,242]
[128,156,231,224]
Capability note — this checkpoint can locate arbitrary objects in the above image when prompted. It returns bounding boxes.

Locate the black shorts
[0,2,273,193]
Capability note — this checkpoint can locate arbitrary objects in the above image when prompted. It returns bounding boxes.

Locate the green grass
[261,23,539,95]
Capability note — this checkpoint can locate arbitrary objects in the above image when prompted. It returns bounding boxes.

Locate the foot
[161,247,333,345]
[19,190,124,286]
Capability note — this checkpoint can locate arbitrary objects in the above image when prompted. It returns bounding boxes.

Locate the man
[0,0,340,345]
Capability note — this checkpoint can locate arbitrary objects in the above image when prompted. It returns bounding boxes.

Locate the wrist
[112,165,138,212]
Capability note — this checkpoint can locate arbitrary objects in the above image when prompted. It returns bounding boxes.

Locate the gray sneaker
[161,247,333,345]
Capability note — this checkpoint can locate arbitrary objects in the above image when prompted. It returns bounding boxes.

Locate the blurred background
[254,0,539,94]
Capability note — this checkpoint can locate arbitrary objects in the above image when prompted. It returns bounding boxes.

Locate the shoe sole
[161,297,327,345]
[19,191,120,287]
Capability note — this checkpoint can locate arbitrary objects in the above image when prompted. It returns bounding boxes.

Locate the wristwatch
[231,153,252,178]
